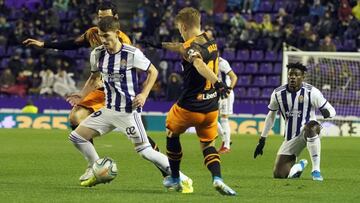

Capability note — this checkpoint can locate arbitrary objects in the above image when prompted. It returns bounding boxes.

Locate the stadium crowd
[0,0,359,101]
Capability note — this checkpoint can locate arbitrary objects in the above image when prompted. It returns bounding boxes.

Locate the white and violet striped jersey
[90,44,151,113]
[268,82,335,141]
[218,57,232,87]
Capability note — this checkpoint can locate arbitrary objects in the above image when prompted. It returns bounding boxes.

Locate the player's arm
[192,57,230,99]
[22,34,90,50]
[66,72,100,106]
[133,64,158,108]
[227,70,238,89]
[254,91,279,158]
[162,42,185,55]
[312,88,336,118]
[253,110,276,159]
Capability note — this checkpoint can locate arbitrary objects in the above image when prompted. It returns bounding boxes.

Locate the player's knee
[273,170,288,179]
[166,128,179,138]
[69,106,92,126]
[221,115,229,119]
[304,121,321,138]
[134,143,152,159]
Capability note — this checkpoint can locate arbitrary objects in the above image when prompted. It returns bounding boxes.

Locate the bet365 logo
[0,116,17,128]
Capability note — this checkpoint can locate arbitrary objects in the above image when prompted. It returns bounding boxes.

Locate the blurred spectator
[0,16,10,45]
[338,0,352,24]
[39,68,54,95]
[53,0,69,12]
[352,0,360,20]
[53,68,77,97]
[294,0,309,18]
[275,7,291,27]
[283,24,297,47]
[310,0,325,19]
[260,14,273,36]
[266,23,283,52]
[320,35,337,52]
[21,99,38,114]
[298,22,314,48]
[8,51,24,76]
[158,22,170,41]
[28,72,42,95]
[303,33,319,51]
[339,65,353,90]
[315,12,336,39]
[0,0,10,16]
[239,20,260,49]
[0,68,15,88]
[242,0,254,14]
[23,57,36,76]
[166,73,182,101]
[230,12,247,33]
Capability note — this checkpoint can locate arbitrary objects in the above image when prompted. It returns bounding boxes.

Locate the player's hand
[139,38,162,49]
[133,93,147,108]
[22,38,45,47]
[66,93,83,107]
[214,81,231,99]
[254,137,266,159]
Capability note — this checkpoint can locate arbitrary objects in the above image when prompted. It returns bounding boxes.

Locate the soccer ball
[92,157,118,182]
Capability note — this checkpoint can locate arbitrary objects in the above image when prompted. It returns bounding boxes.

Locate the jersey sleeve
[183,43,204,63]
[219,58,232,74]
[133,48,151,71]
[268,90,279,111]
[90,49,99,72]
[311,87,328,109]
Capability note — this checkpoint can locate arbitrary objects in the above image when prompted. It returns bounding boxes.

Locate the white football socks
[136,144,172,174]
[307,135,321,172]
[220,117,231,148]
[136,143,190,181]
[217,122,224,139]
[69,131,99,167]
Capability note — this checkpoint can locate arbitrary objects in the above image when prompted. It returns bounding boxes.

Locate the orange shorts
[78,89,105,112]
[166,103,218,142]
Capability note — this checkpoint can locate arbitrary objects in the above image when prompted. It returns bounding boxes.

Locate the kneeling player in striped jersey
[67,17,192,188]
[254,62,336,181]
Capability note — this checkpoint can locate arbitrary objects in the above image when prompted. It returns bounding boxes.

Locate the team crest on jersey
[120,59,127,70]
[298,95,304,103]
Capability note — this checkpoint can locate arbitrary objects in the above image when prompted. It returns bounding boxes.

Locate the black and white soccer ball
[92,157,118,182]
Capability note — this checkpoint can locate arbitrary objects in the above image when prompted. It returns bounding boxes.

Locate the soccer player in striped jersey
[66,16,192,187]
[217,57,237,154]
[254,62,336,181]
[23,2,167,182]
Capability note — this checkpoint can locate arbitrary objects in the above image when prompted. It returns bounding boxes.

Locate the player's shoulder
[118,31,131,44]
[302,82,314,91]
[274,84,287,93]
[121,44,138,54]
[85,26,98,34]
[91,45,106,57]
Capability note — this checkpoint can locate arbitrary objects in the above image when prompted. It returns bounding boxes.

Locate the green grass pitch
[0,129,359,202]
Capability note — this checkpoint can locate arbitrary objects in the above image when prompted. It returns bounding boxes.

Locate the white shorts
[80,108,149,144]
[219,90,234,115]
[277,129,307,157]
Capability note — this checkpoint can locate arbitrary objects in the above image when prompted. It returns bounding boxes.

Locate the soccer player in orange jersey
[159,7,236,195]
[23,2,167,182]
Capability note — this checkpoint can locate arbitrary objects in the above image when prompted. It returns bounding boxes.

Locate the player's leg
[147,135,168,177]
[197,111,236,196]
[69,108,115,185]
[69,106,94,144]
[164,104,193,193]
[218,92,233,154]
[304,120,323,181]
[274,135,307,178]
[273,154,296,178]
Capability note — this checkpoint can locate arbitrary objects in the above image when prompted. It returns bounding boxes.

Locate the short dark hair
[98,16,120,32]
[287,62,307,72]
[97,1,118,16]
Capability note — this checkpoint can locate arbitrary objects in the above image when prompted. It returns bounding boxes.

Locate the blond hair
[175,7,201,28]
